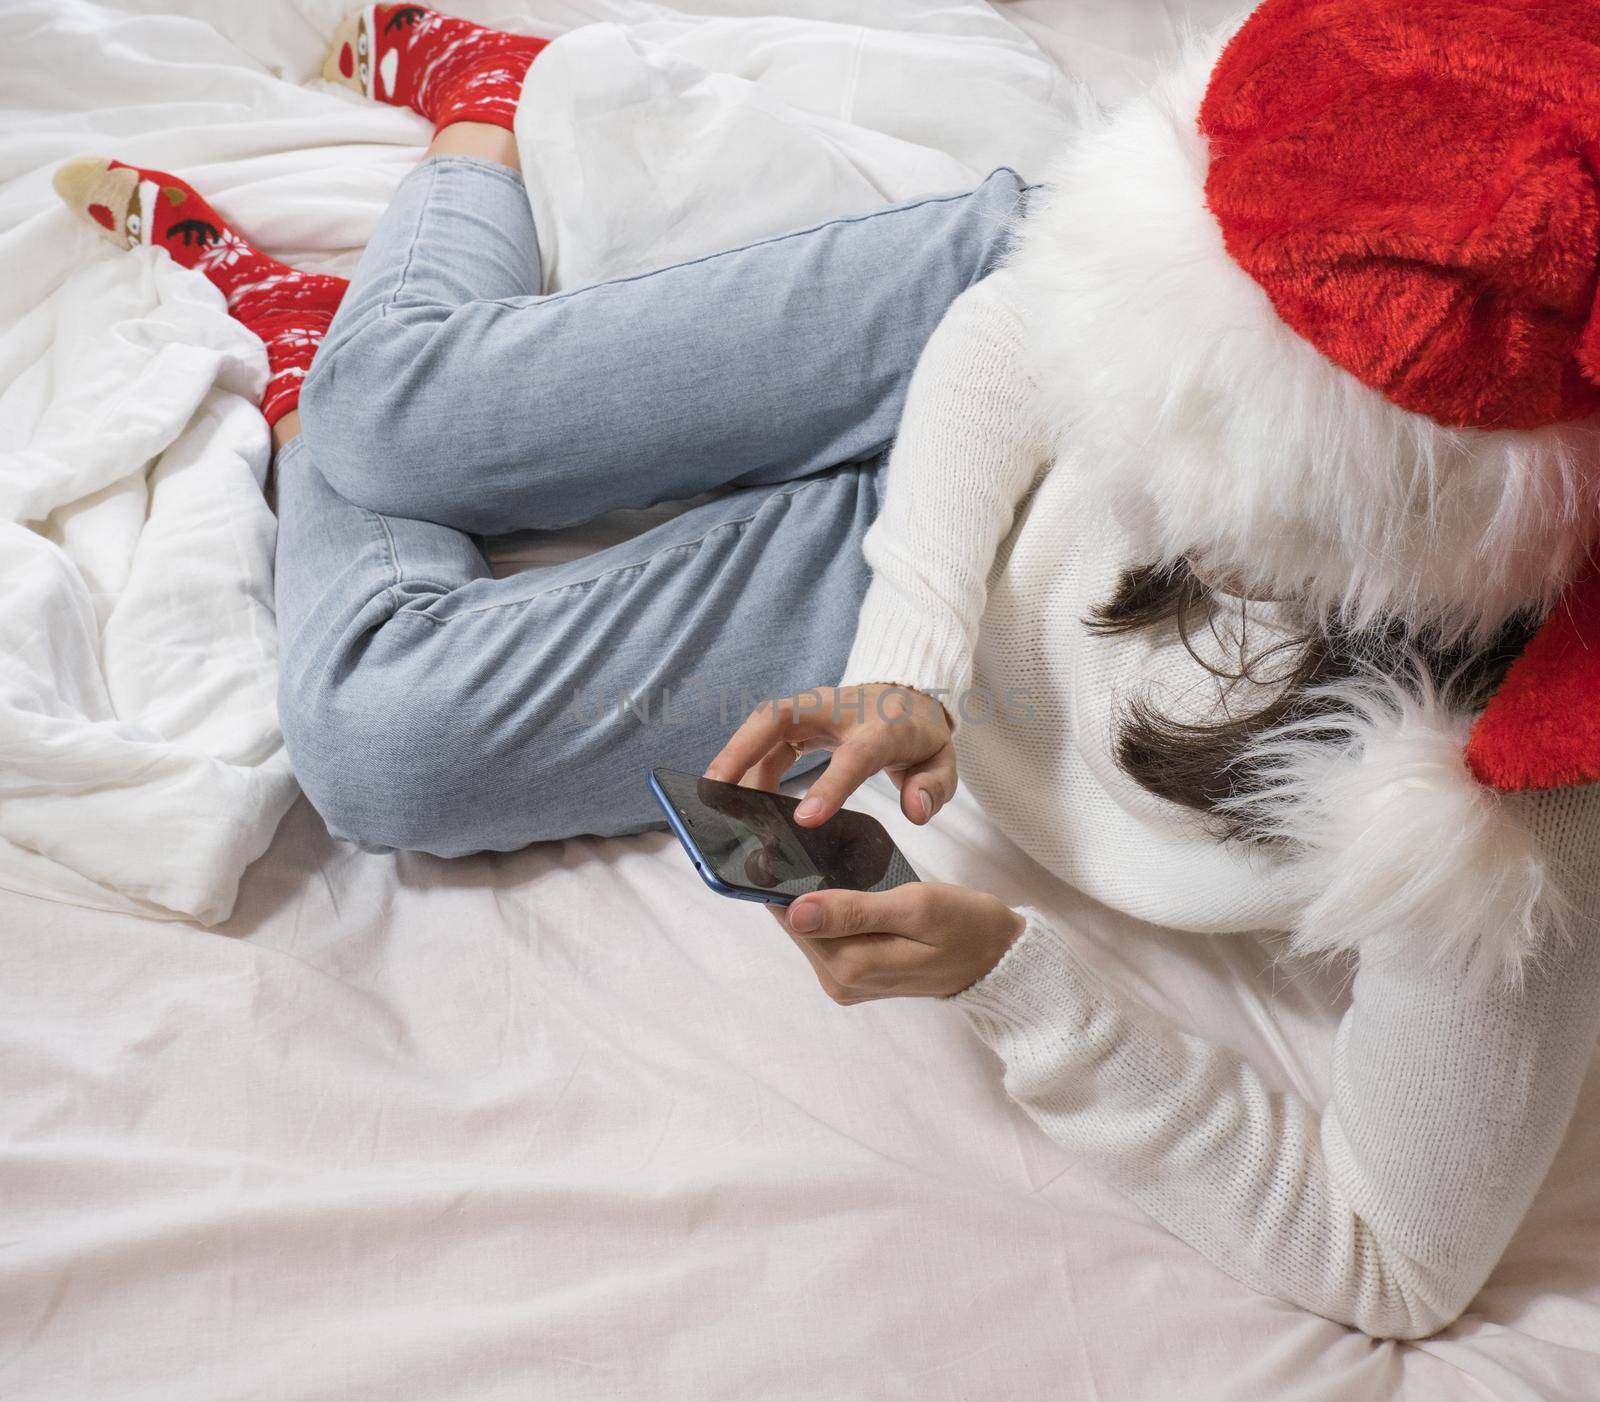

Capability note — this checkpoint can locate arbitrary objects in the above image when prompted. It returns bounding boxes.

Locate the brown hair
[1084,562,1536,842]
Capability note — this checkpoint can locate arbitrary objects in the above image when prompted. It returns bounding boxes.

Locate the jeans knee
[280,662,479,856]
[300,322,441,518]
[281,660,656,853]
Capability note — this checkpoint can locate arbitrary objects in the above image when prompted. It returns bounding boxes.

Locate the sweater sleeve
[840,269,1048,702]
[957,785,1600,1339]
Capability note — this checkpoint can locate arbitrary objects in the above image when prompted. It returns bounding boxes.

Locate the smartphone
[649,768,920,907]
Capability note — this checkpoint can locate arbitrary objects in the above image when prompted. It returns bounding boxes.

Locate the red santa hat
[1010,0,1600,798]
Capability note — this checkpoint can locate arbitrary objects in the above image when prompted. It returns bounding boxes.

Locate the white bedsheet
[3,3,1599,1399]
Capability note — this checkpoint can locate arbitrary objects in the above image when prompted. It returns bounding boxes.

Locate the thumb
[892,745,958,824]
[785,885,922,938]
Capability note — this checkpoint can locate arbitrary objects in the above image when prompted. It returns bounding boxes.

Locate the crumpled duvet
[0,240,291,923]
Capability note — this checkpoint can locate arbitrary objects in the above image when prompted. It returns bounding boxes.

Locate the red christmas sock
[323,5,549,131]
[53,158,346,427]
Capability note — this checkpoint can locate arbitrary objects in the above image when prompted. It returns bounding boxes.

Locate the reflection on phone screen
[654,771,918,899]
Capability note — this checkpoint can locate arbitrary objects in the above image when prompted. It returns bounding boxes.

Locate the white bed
[3,4,1600,1399]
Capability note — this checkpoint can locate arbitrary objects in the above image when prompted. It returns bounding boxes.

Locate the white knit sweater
[840,269,1600,1339]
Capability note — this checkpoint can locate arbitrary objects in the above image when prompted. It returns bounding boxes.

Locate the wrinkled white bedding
[2,3,1599,1400]
[0,131,291,923]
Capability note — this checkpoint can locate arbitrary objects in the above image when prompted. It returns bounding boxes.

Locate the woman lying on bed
[53,0,1600,1342]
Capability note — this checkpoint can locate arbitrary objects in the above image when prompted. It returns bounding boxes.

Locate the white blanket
[0,251,290,923]
[0,0,1074,924]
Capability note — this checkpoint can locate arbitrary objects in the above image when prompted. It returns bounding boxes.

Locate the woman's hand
[774,881,1024,1003]
[706,684,956,828]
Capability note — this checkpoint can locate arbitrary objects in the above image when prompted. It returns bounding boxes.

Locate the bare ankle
[427,122,520,172]
[272,409,303,453]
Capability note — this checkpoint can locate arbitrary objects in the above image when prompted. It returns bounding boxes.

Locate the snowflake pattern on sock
[53,157,346,426]
[325,4,549,131]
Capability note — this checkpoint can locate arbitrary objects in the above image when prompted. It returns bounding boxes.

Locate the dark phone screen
[654,770,919,899]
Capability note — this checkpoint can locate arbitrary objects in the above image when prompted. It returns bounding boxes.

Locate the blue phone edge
[648,769,797,908]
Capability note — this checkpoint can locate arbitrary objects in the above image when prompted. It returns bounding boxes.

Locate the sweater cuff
[953,907,1104,1055]
[840,602,973,708]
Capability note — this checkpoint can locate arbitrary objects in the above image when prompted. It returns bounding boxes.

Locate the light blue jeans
[278,155,1027,854]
